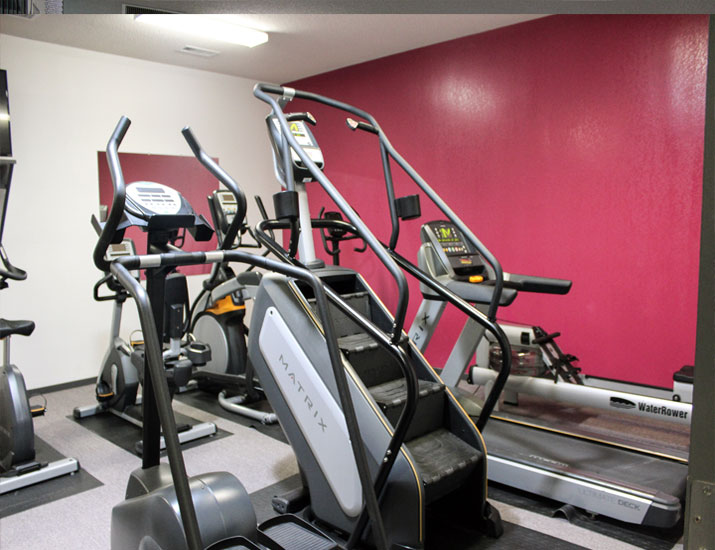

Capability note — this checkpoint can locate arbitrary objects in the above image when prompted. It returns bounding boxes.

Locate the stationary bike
[0,87,79,491]
[317,207,366,266]
[0,244,79,494]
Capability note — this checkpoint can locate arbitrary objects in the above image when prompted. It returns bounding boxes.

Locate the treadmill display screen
[433,224,468,255]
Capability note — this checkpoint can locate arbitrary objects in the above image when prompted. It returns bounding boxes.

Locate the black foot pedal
[259,515,338,550]
[272,486,308,514]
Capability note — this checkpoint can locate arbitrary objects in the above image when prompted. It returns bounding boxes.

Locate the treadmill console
[422,221,488,280]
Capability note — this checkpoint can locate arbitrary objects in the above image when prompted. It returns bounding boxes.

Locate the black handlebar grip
[286,112,317,126]
[181,126,202,158]
[94,116,131,273]
[111,116,131,148]
[181,126,247,250]
[346,118,379,135]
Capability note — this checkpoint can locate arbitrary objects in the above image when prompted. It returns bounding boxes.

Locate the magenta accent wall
[288,14,708,387]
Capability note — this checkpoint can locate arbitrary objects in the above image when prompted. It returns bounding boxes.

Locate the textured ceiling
[0,14,546,82]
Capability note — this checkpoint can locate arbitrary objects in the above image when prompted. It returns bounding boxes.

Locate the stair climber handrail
[387,249,512,431]
[253,83,410,346]
[257,216,511,432]
[344,117,506,324]
[111,248,390,550]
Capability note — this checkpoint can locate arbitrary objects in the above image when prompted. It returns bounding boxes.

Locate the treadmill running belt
[482,418,687,527]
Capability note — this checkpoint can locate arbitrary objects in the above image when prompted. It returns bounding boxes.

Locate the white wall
[0,34,279,389]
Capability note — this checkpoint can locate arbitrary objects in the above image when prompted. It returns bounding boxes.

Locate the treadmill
[409,219,687,528]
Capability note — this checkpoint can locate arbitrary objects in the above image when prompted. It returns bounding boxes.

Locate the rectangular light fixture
[135,14,268,48]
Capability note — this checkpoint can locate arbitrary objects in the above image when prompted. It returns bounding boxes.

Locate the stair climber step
[338,332,379,354]
[341,339,403,388]
[369,379,445,441]
[406,428,483,505]
[309,290,371,340]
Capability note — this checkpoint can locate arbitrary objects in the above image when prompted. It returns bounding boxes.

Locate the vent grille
[178,45,220,58]
[123,3,180,14]
[1,0,30,14]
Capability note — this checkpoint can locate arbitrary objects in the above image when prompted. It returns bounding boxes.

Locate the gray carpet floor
[0,383,684,550]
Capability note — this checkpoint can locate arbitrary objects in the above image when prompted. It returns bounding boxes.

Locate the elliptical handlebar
[181,127,248,251]
[253,83,410,344]
[93,116,131,273]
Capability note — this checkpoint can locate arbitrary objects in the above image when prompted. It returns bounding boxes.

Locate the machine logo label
[259,307,363,516]
[637,402,689,420]
[609,397,636,409]
[279,353,327,432]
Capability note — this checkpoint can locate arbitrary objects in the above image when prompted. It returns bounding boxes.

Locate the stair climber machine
[74,206,218,453]
[184,145,276,424]
[100,117,399,550]
[0,67,79,492]
[339,114,690,528]
[250,83,515,548]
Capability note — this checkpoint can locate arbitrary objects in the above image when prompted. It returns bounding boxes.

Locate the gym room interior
[0,4,713,550]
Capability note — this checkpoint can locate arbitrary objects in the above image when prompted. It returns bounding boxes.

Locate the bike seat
[0,319,36,339]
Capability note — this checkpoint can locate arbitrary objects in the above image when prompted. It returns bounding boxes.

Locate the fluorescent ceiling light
[135,15,268,48]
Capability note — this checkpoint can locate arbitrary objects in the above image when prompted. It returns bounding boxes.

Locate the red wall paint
[97,151,218,276]
[287,14,708,387]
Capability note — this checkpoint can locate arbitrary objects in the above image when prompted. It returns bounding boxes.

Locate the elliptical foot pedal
[258,515,339,550]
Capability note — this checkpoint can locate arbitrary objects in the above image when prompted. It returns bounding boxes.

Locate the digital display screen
[218,191,236,204]
[137,186,162,194]
[433,224,468,254]
[0,70,11,157]
[435,226,459,243]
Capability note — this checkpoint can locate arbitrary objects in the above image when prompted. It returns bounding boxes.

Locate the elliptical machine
[184,145,276,424]
[74,166,218,452]
[0,67,79,493]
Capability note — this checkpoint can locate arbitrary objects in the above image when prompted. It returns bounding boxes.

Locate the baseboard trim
[29,376,95,396]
